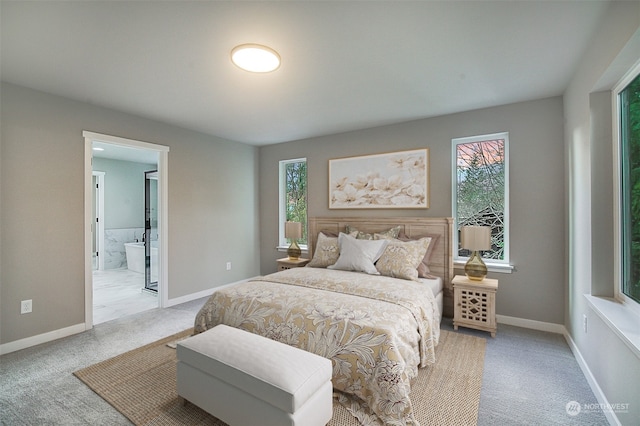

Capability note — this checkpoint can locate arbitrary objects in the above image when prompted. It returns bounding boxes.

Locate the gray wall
[2,5,637,419]
[0,82,260,344]
[564,2,639,424]
[260,96,566,324]
[92,157,156,229]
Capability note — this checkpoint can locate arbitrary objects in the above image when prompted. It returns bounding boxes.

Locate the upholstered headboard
[308,216,455,317]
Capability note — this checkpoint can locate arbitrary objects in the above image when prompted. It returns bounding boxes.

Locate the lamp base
[464,250,487,281]
[287,240,301,260]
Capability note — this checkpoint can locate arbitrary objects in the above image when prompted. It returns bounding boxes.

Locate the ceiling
[1,1,613,146]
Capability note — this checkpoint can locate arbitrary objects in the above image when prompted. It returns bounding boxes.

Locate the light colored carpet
[74,329,486,426]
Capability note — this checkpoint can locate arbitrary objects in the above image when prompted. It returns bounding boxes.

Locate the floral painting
[329,149,429,209]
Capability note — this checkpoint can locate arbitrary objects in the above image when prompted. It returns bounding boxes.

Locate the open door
[144,170,158,293]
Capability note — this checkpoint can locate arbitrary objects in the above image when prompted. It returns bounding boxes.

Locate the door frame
[83,131,170,330]
[144,170,158,292]
[92,171,105,271]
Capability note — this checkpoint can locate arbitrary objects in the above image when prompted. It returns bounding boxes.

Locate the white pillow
[328,232,388,275]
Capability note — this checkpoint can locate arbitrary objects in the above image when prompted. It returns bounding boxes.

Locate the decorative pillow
[327,232,388,275]
[398,233,440,278]
[318,229,339,238]
[345,225,402,240]
[375,237,432,281]
[307,232,340,268]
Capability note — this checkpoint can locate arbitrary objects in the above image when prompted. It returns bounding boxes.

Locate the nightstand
[277,257,310,271]
[452,275,498,337]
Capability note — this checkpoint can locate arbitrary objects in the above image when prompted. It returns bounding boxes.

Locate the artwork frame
[329,148,429,209]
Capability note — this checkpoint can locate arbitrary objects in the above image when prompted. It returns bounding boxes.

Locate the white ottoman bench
[176,324,333,426]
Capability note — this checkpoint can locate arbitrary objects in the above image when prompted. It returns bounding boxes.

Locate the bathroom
[92,145,159,324]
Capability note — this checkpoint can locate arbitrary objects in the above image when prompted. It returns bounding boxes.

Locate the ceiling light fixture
[231,44,280,73]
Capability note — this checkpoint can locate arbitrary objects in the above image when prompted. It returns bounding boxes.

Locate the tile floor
[92,267,158,324]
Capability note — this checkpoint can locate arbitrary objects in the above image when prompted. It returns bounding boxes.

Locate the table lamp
[285,221,302,260]
[461,226,491,281]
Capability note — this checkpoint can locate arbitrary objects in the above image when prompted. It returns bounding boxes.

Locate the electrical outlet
[583,314,588,333]
[21,299,32,314]
[226,262,232,271]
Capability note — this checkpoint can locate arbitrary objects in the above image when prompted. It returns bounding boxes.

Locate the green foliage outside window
[621,73,640,303]
[285,160,307,245]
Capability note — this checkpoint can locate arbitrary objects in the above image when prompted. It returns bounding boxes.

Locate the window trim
[452,132,512,273]
[278,157,308,251]
[613,59,640,314]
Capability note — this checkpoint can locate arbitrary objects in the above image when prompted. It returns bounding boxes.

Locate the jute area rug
[74,329,486,426]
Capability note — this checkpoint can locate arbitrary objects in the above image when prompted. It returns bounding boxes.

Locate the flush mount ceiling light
[231,44,280,73]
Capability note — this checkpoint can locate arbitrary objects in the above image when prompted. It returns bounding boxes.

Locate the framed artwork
[329,148,429,209]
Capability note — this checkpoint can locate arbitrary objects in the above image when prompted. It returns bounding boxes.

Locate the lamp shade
[460,226,491,251]
[285,221,302,240]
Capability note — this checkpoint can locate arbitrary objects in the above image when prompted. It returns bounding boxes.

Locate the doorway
[84,131,170,330]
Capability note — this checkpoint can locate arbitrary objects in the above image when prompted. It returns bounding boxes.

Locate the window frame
[451,132,512,273]
[613,60,640,311]
[278,157,308,250]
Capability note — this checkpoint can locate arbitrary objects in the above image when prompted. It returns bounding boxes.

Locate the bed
[194,216,454,425]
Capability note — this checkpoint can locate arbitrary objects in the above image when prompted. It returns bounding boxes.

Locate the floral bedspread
[194,267,440,426]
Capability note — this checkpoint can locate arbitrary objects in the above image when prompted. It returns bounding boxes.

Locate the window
[279,158,307,248]
[618,68,640,304]
[452,133,510,267]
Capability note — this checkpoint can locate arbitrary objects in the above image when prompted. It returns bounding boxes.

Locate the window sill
[584,294,640,359]
[276,245,309,255]
[454,260,514,274]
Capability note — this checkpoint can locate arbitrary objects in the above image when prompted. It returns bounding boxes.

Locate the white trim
[613,71,623,303]
[165,288,217,308]
[278,160,287,246]
[158,150,169,308]
[276,245,309,254]
[612,60,640,313]
[92,171,105,271]
[83,131,170,154]
[278,157,307,248]
[0,279,254,355]
[612,57,640,97]
[454,260,514,274]
[496,312,622,426]
[164,277,257,307]
[452,132,510,265]
[84,138,94,330]
[564,331,621,426]
[496,314,565,334]
[83,131,169,327]
[0,323,85,355]
[585,295,640,359]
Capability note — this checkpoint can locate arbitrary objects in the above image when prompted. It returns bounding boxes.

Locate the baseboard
[0,323,86,356]
[564,332,619,426]
[164,277,257,307]
[496,314,566,334]
[164,287,217,307]
[498,314,618,425]
[1,278,257,355]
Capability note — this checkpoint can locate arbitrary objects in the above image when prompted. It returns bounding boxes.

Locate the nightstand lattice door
[459,288,490,324]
